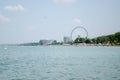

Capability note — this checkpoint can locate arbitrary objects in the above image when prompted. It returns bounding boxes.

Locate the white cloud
[53,0,77,4]
[73,18,81,24]
[4,4,25,11]
[0,14,10,22]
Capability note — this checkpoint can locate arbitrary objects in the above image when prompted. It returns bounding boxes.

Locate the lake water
[0,46,120,80]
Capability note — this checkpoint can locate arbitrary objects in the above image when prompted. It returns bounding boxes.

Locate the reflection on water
[0,46,120,80]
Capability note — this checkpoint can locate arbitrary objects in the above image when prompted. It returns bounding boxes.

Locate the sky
[0,0,120,44]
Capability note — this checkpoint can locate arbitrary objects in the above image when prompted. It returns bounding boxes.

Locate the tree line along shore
[72,32,120,46]
[14,32,120,46]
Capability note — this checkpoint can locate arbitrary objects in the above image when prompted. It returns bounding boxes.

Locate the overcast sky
[0,0,120,44]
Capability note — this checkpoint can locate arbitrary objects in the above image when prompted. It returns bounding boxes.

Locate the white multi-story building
[64,36,72,43]
[39,40,57,45]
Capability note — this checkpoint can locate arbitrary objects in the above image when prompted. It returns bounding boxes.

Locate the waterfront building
[64,36,72,43]
[39,40,57,45]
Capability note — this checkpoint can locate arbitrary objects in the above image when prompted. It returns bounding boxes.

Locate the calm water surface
[0,46,120,80]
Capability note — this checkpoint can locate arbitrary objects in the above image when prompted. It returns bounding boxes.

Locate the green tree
[91,38,96,43]
[74,38,81,43]
[115,32,120,44]
[107,35,115,45]
[85,38,91,43]
[74,37,86,43]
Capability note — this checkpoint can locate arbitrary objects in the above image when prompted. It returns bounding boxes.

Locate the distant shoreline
[0,32,120,46]
[1,43,120,47]
[62,43,120,46]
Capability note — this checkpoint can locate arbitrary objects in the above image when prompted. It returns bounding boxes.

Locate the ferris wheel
[70,26,88,41]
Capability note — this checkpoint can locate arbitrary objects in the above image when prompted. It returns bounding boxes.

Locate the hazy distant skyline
[0,0,120,44]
